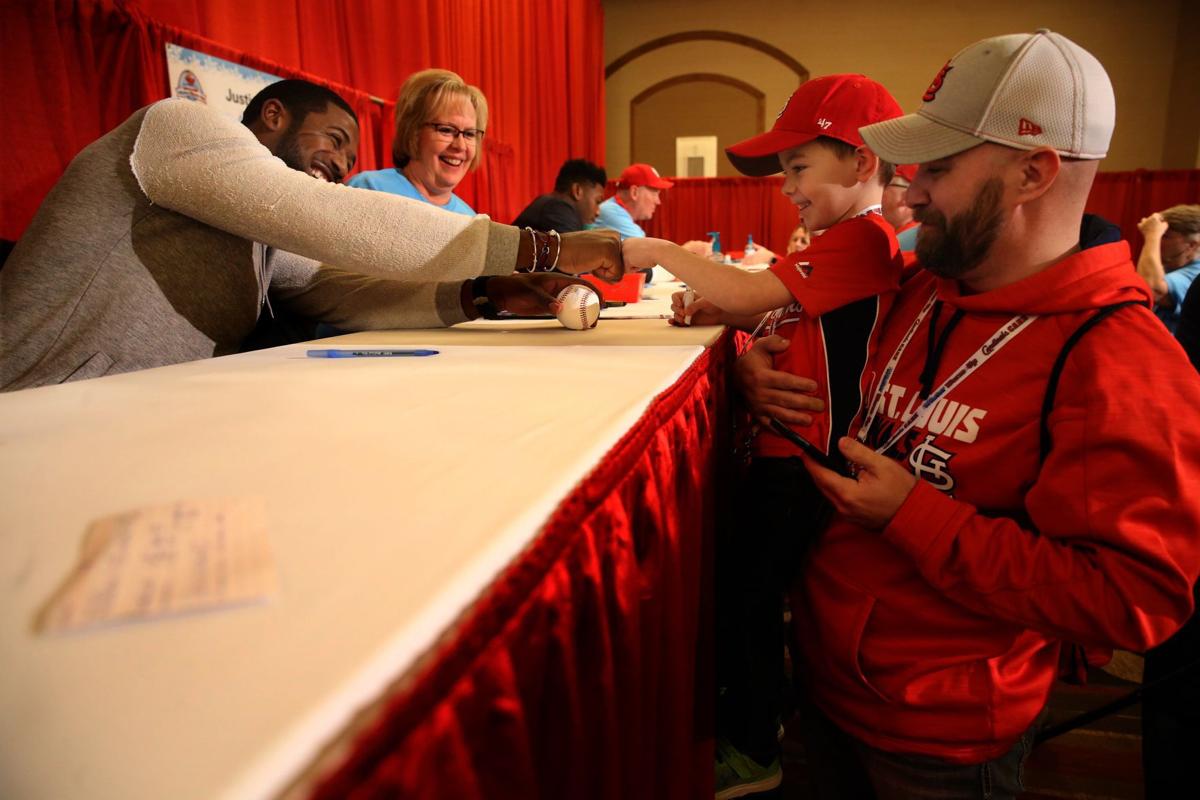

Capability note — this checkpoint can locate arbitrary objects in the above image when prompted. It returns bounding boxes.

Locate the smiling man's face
[274,102,359,183]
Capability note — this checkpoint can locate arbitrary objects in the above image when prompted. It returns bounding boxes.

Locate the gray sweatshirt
[0,100,519,390]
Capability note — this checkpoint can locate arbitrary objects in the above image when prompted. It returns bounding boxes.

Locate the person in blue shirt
[1137,204,1200,333]
[349,69,485,216]
[593,163,673,239]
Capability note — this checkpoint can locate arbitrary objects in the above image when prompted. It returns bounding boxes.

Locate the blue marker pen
[306,349,439,358]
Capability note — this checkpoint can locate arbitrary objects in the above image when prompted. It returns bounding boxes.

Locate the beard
[273,115,342,181]
[275,117,307,174]
[914,178,1006,279]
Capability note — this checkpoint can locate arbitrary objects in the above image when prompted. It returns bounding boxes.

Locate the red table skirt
[308,334,735,799]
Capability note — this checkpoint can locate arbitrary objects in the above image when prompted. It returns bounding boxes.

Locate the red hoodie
[794,241,1200,762]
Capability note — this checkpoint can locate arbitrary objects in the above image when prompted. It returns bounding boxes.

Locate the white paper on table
[37,497,276,634]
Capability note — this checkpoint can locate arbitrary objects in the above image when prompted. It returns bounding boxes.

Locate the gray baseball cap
[861,30,1115,164]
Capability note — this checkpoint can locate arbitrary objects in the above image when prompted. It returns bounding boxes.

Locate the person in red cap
[592,163,674,240]
[623,72,904,797]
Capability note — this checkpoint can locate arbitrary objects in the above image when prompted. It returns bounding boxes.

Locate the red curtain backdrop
[304,334,733,800]
[0,0,605,241]
[3,0,1192,253]
[634,176,799,256]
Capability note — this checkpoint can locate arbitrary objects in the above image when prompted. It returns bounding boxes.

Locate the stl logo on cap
[922,62,953,102]
[774,93,794,121]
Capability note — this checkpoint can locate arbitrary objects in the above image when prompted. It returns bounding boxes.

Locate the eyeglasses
[424,122,484,143]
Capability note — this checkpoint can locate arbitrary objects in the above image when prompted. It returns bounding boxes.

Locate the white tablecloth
[0,287,723,800]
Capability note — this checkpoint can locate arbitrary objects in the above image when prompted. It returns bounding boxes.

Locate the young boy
[621,73,905,797]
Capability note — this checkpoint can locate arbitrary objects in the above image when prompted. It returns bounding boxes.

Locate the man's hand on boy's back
[734,335,825,425]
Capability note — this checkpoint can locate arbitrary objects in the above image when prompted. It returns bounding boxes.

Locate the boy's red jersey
[756,212,903,458]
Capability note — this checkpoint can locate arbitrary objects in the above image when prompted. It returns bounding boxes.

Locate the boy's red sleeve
[767,216,900,317]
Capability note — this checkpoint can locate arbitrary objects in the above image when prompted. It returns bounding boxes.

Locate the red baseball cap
[893,163,918,182]
[726,74,903,176]
[616,163,674,189]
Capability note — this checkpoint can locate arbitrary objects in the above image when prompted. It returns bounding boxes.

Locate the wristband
[471,276,501,319]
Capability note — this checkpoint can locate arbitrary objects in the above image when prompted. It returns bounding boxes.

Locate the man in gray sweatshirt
[0,80,621,391]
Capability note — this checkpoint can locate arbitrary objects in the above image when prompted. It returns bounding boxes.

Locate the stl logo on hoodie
[907,434,956,492]
[862,385,990,495]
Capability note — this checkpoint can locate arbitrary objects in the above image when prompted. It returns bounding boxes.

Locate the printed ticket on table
[37,497,277,634]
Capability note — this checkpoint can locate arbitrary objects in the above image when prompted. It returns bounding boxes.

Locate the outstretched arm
[272,252,594,329]
[622,237,791,315]
[130,100,623,283]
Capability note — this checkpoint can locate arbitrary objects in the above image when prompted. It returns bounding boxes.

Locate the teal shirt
[348,169,475,216]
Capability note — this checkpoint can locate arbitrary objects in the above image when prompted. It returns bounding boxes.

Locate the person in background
[512,158,607,233]
[785,220,812,254]
[740,220,812,266]
[883,163,921,251]
[349,69,485,215]
[733,31,1200,799]
[0,79,622,390]
[1136,204,1200,333]
[593,163,673,239]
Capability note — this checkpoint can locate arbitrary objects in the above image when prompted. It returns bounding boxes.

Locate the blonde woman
[349,69,486,215]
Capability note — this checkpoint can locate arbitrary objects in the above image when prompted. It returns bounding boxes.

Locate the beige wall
[632,79,761,177]
[604,0,1198,173]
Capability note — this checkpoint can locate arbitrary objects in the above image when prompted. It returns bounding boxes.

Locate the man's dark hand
[556,229,624,283]
[734,334,825,425]
[487,273,594,317]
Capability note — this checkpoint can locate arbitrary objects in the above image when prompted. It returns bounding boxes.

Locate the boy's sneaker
[714,738,782,799]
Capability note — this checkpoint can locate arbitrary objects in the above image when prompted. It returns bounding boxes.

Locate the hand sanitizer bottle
[707,231,723,262]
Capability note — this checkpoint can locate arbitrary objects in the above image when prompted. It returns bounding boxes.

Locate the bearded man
[733,30,1200,799]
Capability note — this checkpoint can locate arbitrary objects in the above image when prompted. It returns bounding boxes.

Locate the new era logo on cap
[860,30,1115,165]
[1018,118,1043,136]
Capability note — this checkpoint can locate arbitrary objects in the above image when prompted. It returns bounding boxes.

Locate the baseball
[555,285,601,330]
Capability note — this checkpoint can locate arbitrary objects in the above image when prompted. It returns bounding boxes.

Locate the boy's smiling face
[778,141,864,231]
